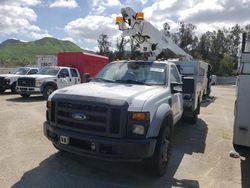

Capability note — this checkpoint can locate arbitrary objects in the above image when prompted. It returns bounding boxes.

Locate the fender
[147,103,173,138]
[41,81,58,93]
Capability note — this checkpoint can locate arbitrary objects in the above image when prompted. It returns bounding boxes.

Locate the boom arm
[116,7,192,60]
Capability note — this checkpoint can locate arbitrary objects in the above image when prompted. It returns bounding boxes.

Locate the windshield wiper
[93,78,115,83]
[115,79,151,86]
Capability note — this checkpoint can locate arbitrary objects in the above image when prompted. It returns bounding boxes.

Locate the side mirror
[171,82,182,94]
[82,73,91,83]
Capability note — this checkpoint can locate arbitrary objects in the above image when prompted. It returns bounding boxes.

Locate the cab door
[70,68,81,85]
[57,68,71,89]
[170,65,183,119]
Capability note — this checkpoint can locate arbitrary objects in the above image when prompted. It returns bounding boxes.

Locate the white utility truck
[117,7,210,122]
[0,67,39,94]
[233,26,250,148]
[16,66,81,99]
[43,7,208,176]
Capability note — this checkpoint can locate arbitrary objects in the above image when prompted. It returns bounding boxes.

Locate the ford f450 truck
[44,60,183,176]
[0,67,38,93]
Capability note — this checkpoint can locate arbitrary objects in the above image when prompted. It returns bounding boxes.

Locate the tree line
[97,22,248,76]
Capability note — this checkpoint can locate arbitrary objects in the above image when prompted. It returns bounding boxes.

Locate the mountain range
[0,37,84,67]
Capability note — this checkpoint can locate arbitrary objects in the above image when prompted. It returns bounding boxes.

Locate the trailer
[57,52,109,82]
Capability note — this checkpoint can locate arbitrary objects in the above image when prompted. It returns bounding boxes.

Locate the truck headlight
[132,124,145,135]
[36,80,43,87]
[127,112,150,137]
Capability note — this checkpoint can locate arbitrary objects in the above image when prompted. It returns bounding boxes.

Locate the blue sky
[1,0,250,51]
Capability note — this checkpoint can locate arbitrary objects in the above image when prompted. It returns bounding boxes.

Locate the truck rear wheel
[147,118,173,177]
[43,85,56,100]
[11,82,17,93]
[21,94,30,98]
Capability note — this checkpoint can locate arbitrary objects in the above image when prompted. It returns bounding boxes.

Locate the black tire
[11,82,17,93]
[53,143,65,152]
[0,88,5,93]
[187,100,200,124]
[189,110,198,124]
[147,117,173,177]
[43,85,56,100]
[21,94,30,98]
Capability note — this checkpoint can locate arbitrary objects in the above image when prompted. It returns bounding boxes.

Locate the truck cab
[0,67,38,94]
[16,66,81,99]
[44,60,183,176]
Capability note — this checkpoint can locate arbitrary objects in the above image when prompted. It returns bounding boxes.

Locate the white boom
[116,7,192,60]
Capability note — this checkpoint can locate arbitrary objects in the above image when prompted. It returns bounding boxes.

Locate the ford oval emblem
[72,113,87,121]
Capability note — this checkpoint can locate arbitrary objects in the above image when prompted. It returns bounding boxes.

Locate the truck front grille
[51,99,128,138]
[18,77,35,87]
[0,77,4,85]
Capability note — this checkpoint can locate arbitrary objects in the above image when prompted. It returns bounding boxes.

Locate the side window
[70,69,78,77]
[170,65,181,83]
[59,69,70,77]
[28,69,38,75]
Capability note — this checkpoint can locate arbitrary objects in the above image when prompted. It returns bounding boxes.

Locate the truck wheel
[0,88,5,93]
[11,82,17,93]
[53,143,65,153]
[189,111,198,124]
[148,118,173,177]
[43,85,55,100]
[21,94,30,98]
[188,101,200,124]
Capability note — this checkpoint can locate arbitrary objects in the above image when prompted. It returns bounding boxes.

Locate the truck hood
[0,74,15,78]
[19,74,56,80]
[52,82,165,111]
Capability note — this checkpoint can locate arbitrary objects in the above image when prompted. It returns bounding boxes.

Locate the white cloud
[89,0,121,14]
[1,0,41,6]
[142,0,250,34]
[65,14,121,51]
[49,0,78,9]
[0,1,51,39]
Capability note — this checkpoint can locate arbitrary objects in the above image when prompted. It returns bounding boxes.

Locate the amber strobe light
[136,12,144,20]
[116,16,122,24]
[131,112,150,121]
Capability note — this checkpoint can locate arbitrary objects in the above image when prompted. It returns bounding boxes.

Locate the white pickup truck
[16,66,81,99]
[44,60,183,176]
[0,67,38,93]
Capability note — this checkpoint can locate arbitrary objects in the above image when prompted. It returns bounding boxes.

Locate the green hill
[0,37,83,67]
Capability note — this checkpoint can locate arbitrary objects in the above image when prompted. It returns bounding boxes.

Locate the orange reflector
[132,112,150,121]
[116,16,122,24]
[136,12,144,20]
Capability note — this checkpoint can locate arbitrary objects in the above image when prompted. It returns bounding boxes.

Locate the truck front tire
[11,82,17,93]
[21,94,30,98]
[0,88,5,93]
[147,117,173,177]
[43,85,56,100]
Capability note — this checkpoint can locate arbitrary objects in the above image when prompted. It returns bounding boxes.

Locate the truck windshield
[94,61,166,86]
[38,67,60,75]
[12,68,30,75]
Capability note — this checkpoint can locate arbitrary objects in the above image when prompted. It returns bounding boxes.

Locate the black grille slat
[57,115,107,127]
[0,77,4,85]
[57,107,107,117]
[58,119,106,133]
[110,109,121,134]
[18,78,35,87]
